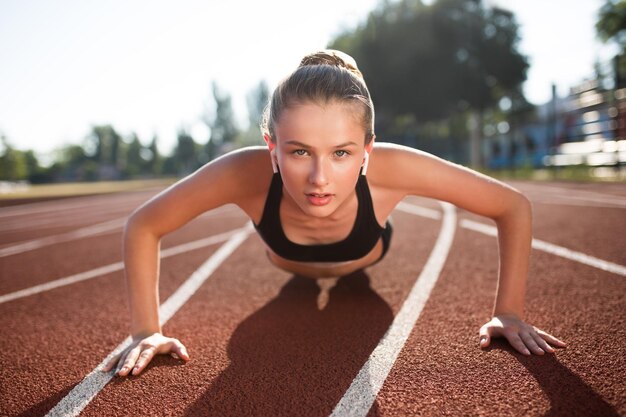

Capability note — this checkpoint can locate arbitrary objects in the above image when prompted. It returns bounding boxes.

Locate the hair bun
[299,49,363,79]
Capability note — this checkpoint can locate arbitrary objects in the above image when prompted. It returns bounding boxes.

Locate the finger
[505,332,531,355]
[132,346,157,375]
[535,328,567,347]
[173,341,190,361]
[162,339,190,360]
[102,352,122,372]
[531,331,555,353]
[118,346,142,376]
[520,332,545,355]
[478,324,492,348]
[114,351,130,375]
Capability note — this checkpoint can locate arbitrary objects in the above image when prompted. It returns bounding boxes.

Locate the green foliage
[145,136,163,176]
[124,134,144,177]
[171,129,201,176]
[204,81,241,160]
[329,0,528,124]
[3,79,270,182]
[89,125,123,166]
[247,80,270,131]
[0,135,28,181]
[238,80,270,147]
[596,0,626,49]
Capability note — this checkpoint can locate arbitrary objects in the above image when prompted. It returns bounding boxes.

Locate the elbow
[512,191,532,215]
[495,189,532,223]
[124,207,160,240]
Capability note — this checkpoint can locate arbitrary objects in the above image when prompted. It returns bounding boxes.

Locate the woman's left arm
[478,193,566,355]
[375,144,567,355]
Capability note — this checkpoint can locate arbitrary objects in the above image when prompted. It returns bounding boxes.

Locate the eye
[293,149,308,156]
[334,150,349,157]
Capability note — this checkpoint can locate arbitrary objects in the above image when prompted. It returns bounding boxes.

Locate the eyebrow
[284,140,358,148]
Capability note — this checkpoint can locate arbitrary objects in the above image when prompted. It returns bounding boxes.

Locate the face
[265,101,374,218]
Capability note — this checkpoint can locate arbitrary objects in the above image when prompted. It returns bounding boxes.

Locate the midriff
[264,238,384,278]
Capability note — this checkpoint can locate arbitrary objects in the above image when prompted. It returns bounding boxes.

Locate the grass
[0,178,178,201]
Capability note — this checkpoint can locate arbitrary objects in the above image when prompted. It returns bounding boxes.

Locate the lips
[306,192,333,206]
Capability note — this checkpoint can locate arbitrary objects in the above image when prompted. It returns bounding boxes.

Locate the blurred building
[486,55,626,171]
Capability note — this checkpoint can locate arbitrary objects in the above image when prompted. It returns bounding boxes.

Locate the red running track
[0,180,624,416]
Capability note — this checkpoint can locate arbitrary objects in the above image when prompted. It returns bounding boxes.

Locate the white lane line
[518,183,626,203]
[395,201,441,220]
[529,198,626,210]
[45,223,253,417]
[331,202,456,417]
[0,208,132,232]
[0,202,237,233]
[398,200,626,277]
[0,194,146,219]
[540,193,626,208]
[0,227,246,304]
[461,219,626,277]
[0,205,240,258]
[0,218,126,258]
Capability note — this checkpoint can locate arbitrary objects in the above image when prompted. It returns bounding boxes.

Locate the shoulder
[367,141,496,199]
[190,146,273,203]
[367,142,445,194]
[133,146,273,236]
[367,141,526,219]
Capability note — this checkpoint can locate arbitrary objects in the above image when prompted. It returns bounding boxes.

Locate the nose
[309,158,329,187]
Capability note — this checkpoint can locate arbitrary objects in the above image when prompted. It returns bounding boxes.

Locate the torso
[235,145,406,278]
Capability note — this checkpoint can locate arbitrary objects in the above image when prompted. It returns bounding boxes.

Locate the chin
[298,200,337,218]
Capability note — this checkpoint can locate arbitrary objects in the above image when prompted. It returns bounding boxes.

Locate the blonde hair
[261,49,375,144]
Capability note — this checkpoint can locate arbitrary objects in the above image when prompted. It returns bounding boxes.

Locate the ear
[362,135,375,175]
[264,134,279,173]
[365,134,375,155]
[264,134,276,152]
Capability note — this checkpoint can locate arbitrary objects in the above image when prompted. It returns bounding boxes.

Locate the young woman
[103,49,566,377]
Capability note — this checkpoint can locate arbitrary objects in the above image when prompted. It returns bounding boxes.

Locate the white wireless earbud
[361,152,370,175]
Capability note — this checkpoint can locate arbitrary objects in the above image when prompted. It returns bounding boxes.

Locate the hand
[479,314,566,356]
[102,332,190,377]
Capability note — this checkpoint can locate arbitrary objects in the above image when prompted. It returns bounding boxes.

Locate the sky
[0,0,618,162]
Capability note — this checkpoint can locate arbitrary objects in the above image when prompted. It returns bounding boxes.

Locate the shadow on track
[517,353,621,417]
[13,385,74,417]
[487,340,620,417]
[183,270,393,416]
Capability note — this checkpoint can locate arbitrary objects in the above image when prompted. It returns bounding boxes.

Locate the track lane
[0,192,156,245]
[1,181,625,416]
[372,222,625,417]
[0,207,246,296]
[0,242,228,417]
[78,210,443,416]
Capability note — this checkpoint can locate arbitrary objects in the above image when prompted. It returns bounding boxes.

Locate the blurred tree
[596,0,626,51]
[330,0,529,166]
[203,81,240,160]
[55,144,91,181]
[89,125,122,165]
[173,128,200,176]
[145,135,163,176]
[247,80,270,133]
[597,0,626,88]
[22,150,50,183]
[0,135,28,181]
[88,125,123,179]
[124,133,144,177]
[23,150,40,177]
[238,80,270,147]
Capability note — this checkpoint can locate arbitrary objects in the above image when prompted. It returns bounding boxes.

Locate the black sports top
[254,171,385,263]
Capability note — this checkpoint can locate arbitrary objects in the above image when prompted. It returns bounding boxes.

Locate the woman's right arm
[102,147,269,376]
